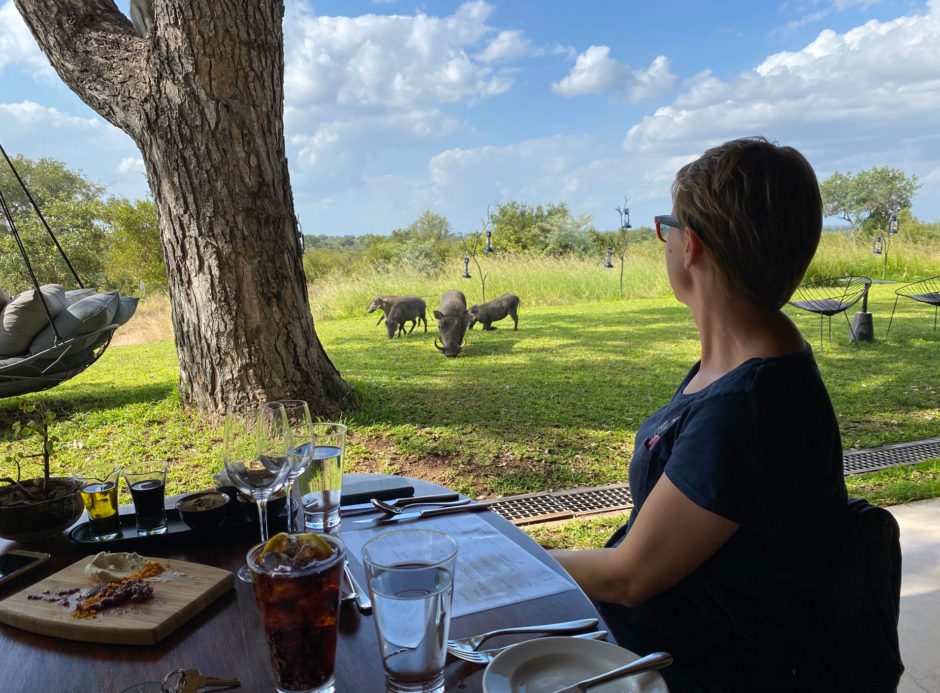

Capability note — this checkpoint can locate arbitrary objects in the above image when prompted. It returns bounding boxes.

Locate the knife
[341,493,461,516]
[352,501,492,525]
[549,651,673,693]
[342,560,372,614]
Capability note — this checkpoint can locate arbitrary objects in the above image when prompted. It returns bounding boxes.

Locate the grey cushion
[115,296,139,326]
[0,355,26,369]
[64,288,96,306]
[0,284,66,356]
[28,291,119,355]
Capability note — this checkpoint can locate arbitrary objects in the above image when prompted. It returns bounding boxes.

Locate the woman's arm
[551,474,739,606]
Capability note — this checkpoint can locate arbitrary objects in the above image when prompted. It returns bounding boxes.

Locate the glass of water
[362,530,458,693]
[296,422,345,533]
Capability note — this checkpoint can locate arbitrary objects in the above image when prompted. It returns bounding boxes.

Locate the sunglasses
[653,215,683,243]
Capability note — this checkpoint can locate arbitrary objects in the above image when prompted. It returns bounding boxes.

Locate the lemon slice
[261,532,290,556]
[296,532,333,559]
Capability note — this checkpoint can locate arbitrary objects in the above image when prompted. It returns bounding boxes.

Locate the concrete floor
[891,497,940,693]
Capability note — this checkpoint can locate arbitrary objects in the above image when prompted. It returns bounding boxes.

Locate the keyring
[161,669,186,693]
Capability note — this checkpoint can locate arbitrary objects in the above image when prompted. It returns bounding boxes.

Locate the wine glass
[223,404,293,582]
[271,400,314,533]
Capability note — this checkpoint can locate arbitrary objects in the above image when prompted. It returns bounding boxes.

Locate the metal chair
[789,276,872,350]
[886,275,940,336]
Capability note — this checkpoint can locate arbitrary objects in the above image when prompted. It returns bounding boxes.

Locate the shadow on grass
[0,380,178,425]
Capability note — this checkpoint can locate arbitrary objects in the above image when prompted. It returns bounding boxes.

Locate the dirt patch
[347,433,536,498]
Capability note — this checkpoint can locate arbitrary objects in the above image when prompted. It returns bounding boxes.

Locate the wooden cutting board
[0,556,233,645]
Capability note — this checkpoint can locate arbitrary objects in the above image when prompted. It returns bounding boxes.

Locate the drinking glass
[362,530,458,693]
[122,461,168,536]
[248,533,345,693]
[296,423,345,533]
[74,466,122,541]
[223,404,293,582]
[271,400,314,533]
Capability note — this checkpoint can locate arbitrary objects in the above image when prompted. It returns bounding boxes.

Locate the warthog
[468,294,520,330]
[366,295,402,326]
[433,290,470,357]
[385,297,428,338]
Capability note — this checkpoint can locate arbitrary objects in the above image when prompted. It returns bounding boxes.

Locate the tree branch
[13,0,149,137]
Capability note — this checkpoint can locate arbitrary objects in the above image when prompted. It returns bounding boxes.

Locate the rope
[0,184,64,343]
[0,142,84,288]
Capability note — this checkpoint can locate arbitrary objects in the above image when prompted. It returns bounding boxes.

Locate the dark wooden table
[0,474,605,692]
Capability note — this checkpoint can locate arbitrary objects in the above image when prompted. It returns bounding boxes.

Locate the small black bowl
[237,490,287,528]
[176,491,231,533]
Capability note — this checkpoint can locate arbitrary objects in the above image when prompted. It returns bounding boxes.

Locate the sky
[1,0,939,238]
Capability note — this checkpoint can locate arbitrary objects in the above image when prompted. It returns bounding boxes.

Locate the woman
[551,137,847,691]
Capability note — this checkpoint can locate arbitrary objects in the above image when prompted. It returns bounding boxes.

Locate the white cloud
[0,1,54,79]
[625,5,940,163]
[282,1,536,197]
[475,30,533,64]
[0,101,146,200]
[0,101,103,132]
[116,157,145,174]
[284,1,509,112]
[551,46,676,102]
[779,0,886,33]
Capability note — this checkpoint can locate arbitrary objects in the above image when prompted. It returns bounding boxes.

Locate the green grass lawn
[1,283,938,510]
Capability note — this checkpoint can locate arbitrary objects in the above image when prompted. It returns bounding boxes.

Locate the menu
[342,513,578,618]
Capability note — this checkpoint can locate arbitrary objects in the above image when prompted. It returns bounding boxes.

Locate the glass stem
[284,480,295,533]
[257,498,269,543]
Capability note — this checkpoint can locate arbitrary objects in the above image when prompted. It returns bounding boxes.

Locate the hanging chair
[0,143,136,397]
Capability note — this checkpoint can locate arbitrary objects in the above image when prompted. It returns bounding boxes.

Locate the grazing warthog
[385,297,428,338]
[433,290,470,357]
[468,294,520,330]
[366,295,403,326]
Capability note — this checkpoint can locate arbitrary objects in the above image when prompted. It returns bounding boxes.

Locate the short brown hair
[672,137,822,308]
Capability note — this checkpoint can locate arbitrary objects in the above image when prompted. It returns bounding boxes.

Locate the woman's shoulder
[702,345,820,397]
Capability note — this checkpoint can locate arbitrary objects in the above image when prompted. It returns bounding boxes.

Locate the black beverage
[130,479,167,534]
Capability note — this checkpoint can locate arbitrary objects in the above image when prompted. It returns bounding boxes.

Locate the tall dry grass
[307,248,672,321]
[806,232,940,281]
[111,233,940,343]
[111,293,174,345]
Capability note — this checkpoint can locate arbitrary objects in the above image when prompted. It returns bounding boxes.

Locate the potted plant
[0,402,83,542]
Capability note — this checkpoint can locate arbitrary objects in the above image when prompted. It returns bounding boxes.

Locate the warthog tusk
[456,339,466,354]
[434,337,446,352]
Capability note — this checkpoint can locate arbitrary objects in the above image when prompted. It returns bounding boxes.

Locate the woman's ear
[683,229,705,270]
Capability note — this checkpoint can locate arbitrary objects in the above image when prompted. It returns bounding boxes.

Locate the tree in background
[541,211,595,257]
[389,211,457,274]
[820,167,920,238]
[15,0,349,419]
[488,201,585,253]
[0,154,109,290]
[104,198,167,296]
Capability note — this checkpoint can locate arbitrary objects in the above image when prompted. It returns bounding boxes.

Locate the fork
[447,631,609,665]
[447,617,598,654]
[371,497,472,514]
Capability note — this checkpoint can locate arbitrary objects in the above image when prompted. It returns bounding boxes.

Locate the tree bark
[14,0,350,419]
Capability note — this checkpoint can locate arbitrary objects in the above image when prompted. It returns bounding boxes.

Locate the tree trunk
[14,0,350,419]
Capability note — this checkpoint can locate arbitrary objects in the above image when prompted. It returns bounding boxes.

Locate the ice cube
[260,552,283,572]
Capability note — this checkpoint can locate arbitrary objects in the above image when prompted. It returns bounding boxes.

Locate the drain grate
[843,437,940,475]
[488,438,939,525]
[488,484,632,526]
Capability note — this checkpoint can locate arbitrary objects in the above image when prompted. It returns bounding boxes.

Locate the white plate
[482,636,669,693]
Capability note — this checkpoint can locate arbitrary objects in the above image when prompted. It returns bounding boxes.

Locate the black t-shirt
[599,347,847,692]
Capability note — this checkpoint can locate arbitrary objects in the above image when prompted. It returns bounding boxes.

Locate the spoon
[371,497,472,515]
